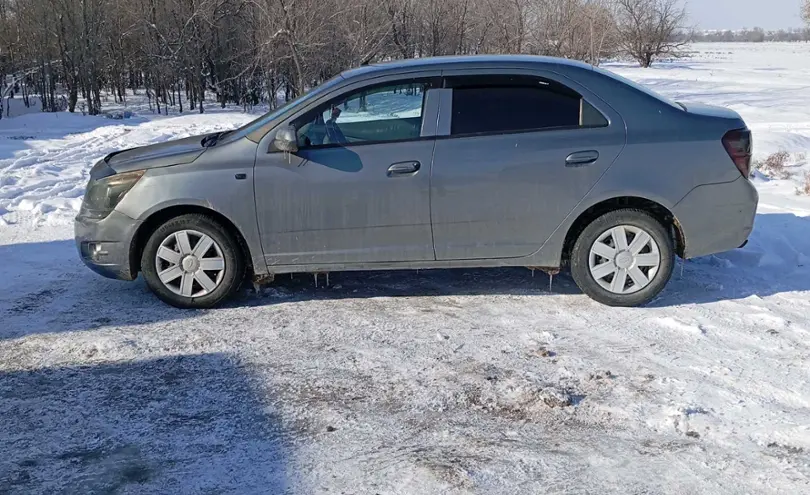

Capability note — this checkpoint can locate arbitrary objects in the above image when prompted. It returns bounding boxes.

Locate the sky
[688,0,804,30]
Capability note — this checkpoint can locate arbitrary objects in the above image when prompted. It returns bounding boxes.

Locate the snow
[0,112,253,225]
[2,96,43,118]
[1,43,810,493]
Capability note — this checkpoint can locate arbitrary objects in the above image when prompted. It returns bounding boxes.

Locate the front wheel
[570,209,675,307]
[140,214,245,309]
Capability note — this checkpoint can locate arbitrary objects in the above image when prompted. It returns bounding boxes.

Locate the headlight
[80,169,145,219]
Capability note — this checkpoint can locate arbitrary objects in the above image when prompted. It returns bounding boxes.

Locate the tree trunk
[68,83,78,113]
[198,56,206,114]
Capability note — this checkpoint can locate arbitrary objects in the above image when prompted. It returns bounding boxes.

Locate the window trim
[442,74,610,139]
[436,123,610,141]
[288,134,439,152]
[443,73,580,98]
[292,78,435,151]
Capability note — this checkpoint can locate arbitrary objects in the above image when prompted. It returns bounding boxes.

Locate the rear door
[430,71,626,261]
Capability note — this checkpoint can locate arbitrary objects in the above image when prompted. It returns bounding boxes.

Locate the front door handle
[387,161,421,177]
[565,150,600,167]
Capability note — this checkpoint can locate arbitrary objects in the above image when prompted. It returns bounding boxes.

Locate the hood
[681,102,746,126]
[105,134,208,173]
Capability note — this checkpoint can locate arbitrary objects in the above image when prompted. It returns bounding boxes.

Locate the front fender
[113,142,266,275]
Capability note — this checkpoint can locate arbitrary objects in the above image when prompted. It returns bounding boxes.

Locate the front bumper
[673,176,759,259]
[75,210,141,281]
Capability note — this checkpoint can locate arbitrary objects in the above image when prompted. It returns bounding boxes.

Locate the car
[75,55,758,309]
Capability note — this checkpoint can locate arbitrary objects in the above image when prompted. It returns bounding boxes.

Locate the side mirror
[273,126,298,153]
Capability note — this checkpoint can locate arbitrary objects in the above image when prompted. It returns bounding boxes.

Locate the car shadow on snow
[1,213,808,338]
[0,353,288,494]
[231,212,810,311]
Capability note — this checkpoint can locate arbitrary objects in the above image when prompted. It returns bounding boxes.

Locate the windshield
[232,75,345,137]
[593,66,682,109]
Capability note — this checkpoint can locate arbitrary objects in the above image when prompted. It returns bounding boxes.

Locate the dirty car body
[75,55,758,308]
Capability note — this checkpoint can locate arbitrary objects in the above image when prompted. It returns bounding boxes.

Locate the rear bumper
[673,177,758,259]
[75,210,141,281]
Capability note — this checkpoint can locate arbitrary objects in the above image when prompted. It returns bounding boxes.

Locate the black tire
[570,209,675,307]
[140,214,245,309]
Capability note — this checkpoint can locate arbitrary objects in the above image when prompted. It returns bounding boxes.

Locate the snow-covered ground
[2,96,43,119]
[1,43,810,494]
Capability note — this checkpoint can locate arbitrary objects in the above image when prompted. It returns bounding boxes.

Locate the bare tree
[339,0,390,67]
[803,0,810,26]
[524,0,618,63]
[615,0,687,67]
[582,0,619,64]
[486,0,528,54]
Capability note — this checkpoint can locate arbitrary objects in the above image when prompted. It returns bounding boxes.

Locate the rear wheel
[570,209,674,307]
[141,214,245,308]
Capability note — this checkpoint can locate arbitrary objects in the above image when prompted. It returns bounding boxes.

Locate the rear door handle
[565,150,600,167]
[387,161,421,177]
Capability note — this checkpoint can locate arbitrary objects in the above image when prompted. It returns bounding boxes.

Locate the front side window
[295,82,427,148]
[449,75,607,136]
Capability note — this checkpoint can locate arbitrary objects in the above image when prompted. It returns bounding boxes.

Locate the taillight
[722,129,753,179]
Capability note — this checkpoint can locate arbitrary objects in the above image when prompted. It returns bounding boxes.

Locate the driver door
[254,78,440,266]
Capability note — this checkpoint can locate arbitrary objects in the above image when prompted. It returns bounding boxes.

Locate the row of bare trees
[0,0,687,118]
[691,27,810,43]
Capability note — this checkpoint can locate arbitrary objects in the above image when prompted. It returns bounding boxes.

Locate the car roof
[340,55,595,81]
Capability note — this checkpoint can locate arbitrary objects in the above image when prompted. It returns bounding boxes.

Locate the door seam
[428,138,439,261]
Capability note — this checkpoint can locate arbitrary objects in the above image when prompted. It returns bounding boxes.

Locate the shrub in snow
[104,111,135,120]
[797,172,810,196]
[756,151,791,180]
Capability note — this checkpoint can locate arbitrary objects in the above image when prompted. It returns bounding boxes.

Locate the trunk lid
[681,102,746,128]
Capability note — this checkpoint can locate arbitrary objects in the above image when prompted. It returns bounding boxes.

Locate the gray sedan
[75,55,758,308]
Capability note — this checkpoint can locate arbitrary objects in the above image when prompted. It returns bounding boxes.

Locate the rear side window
[448,75,607,136]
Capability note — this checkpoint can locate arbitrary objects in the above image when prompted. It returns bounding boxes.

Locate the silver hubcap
[156,230,226,298]
[589,225,661,295]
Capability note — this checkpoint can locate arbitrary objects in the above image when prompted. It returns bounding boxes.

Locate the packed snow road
[1,44,810,493]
